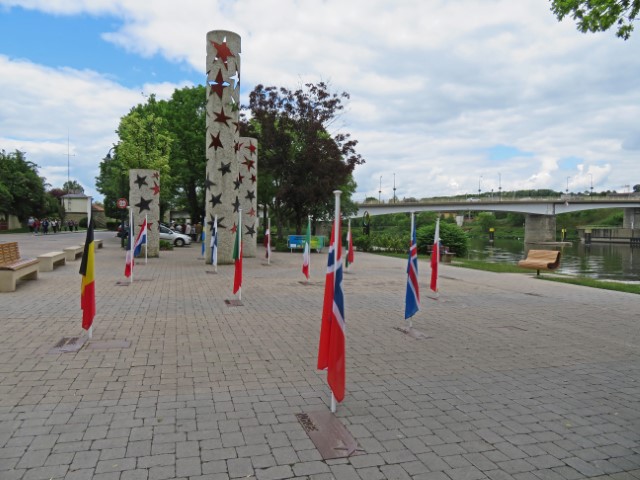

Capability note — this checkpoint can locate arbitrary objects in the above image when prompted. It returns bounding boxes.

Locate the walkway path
[1,233,639,479]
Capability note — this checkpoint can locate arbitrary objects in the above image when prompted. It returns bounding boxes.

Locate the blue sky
[1,0,639,202]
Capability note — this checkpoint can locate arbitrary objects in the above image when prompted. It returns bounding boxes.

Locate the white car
[159,225,192,247]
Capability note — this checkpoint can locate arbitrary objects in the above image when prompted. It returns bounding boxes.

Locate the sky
[1,0,639,203]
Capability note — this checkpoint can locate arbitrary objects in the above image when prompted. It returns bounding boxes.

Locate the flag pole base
[330,393,337,413]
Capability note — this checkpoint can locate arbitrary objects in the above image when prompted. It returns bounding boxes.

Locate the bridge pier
[624,208,640,229]
[524,214,556,244]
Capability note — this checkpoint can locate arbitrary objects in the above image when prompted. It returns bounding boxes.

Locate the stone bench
[64,245,85,261]
[0,242,39,292]
[518,249,561,276]
[37,251,67,272]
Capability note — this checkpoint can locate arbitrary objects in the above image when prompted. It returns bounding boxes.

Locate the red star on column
[230,222,238,234]
[247,207,256,217]
[139,222,153,229]
[250,174,257,184]
[209,70,227,99]
[152,172,160,179]
[209,132,224,150]
[234,141,244,153]
[214,107,232,127]
[242,156,255,171]
[247,142,257,156]
[211,40,234,69]
[151,182,160,195]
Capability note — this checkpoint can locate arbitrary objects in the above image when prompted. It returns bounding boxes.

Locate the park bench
[37,251,67,272]
[80,239,103,249]
[518,249,561,276]
[63,245,85,261]
[0,242,39,292]
[287,235,326,253]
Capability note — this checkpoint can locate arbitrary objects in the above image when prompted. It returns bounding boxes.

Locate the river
[467,238,640,282]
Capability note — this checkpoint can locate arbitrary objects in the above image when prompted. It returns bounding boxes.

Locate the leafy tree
[242,82,365,234]
[477,212,496,232]
[633,184,640,192]
[551,0,640,39]
[0,150,49,221]
[416,221,469,257]
[62,180,84,193]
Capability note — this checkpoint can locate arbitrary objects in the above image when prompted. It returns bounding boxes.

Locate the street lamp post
[393,173,396,203]
[105,146,126,248]
[589,173,593,196]
[379,175,382,203]
[498,173,502,201]
[478,175,482,196]
[566,176,570,195]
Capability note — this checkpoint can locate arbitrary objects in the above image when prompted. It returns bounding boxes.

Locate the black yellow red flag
[79,218,96,330]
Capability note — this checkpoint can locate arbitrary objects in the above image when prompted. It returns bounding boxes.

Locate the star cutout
[245,190,255,201]
[247,207,256,217]
[134,174,148,188]
[247,142,257,156]
[232,196,241,213]
[209,132,223,151]
[213,107,232,127]
[152,172,160,179]
[250,174,257,184]
[242,156,255,171]
[204,173,216,191]
[245,223,256,237]
[209,192,223,208]
[233,175,243,190]
[209,214,226,230]
[135,197,152,213]
[234,141,244,153]
[218,161,232,176]
[232,121,240,133]
[209,70,228,99]
[151,182,160,195]
[230,222,238,234]
[138,222,150,230]
[211,40,234,69]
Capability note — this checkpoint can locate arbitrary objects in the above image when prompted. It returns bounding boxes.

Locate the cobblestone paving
[1,232,639,479]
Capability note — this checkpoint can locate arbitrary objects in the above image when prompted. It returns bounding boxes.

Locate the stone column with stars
[205,30,241,265]
[237,137,258,257]
[129,169,160,257]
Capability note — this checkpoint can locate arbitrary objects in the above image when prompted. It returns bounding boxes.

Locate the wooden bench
[79,239,103,250]
[518,249,561,276]
[37,251,67,272]
[64,245,85,261]
[0,242,39,292]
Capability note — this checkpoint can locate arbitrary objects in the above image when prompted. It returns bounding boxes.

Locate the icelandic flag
[124,229,133,278]
[430,218,440,293]
[317,219,346,402]
[302,217,311,279]
[210,216,218,267]
[133,217,147,257]
[404,220,420,319]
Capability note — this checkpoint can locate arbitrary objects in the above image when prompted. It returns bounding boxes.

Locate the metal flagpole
[129,207,134,284]
[213,215,218,273]
[331,189,342,413]
[237,208,242,301]
[144,214,148,265]
[87,198,93,340]
[408,211,415,330]
[267,217,271,265]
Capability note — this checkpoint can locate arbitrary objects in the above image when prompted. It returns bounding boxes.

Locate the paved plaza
[1,231,639,480]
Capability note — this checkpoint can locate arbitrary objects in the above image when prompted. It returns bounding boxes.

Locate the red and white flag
[430,218,440,293]
[302,216,311,279]
[233,213,243,296]
[264,227,270,260]
[346,220,354,269]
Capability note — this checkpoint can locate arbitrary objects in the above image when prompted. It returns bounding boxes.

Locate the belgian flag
[79,217,96,330]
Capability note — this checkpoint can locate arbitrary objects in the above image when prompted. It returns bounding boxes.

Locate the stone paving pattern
[1,232,639,480]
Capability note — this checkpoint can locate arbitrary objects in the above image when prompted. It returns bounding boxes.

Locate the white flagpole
[213,214,218,273]
[238,208,242,301]
[144,214,148,264]
[331,189,342,413]
[408,211,415,330]
[129,207,134,284]
[267,217,271,265]
[347,218,351,272]
[87,198,93,340]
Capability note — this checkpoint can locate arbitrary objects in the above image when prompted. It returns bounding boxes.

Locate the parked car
[159,225,191,247]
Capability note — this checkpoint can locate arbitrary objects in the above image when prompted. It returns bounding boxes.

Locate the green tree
[416,221,469,257]
[477,212,496,232]
[62,180,84,193]
[242,82,365,235]
[633,184,640,192]
[551,0,640,39]
[0,150,49,221]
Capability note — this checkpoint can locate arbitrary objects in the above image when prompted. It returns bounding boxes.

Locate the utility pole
[393,173,396,203]
[379,175,382,203]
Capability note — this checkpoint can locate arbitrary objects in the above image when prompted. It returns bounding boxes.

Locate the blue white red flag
[124,229,133,278]
[317,223,335,371]
[210,216,218,267]
[404,220,420,319]
[133,217,147,257]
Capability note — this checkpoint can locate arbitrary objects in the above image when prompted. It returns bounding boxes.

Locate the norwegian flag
[404,218,420,319]
[317,217,346,403]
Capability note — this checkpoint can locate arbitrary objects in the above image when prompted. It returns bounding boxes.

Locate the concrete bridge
[354,196,640,244]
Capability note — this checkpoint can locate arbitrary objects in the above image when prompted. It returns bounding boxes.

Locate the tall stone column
[205,30,241,264]
[129,169,160,257]
[238,137,258,257]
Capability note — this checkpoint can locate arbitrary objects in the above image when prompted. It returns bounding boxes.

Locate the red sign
[117,198,128,209]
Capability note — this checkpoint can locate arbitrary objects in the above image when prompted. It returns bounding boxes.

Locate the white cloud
[1,0,639,202]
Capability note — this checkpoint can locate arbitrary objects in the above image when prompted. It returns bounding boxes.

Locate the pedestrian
[28,216,35,233]
[195,222,203,242]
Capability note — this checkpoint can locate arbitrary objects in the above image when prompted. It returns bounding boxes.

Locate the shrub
[416,222,469,256]
[159,240,173,250]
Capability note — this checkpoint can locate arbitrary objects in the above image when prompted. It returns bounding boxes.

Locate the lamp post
[379,175,382,203]
[105,146,126,248]
[498,173,502,201]
[589,173,593,196]
[393,173,396,203]
[478,175,482,196]
[566,176,570,195]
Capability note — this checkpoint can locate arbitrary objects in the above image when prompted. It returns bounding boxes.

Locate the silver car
[159,225,192,247]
